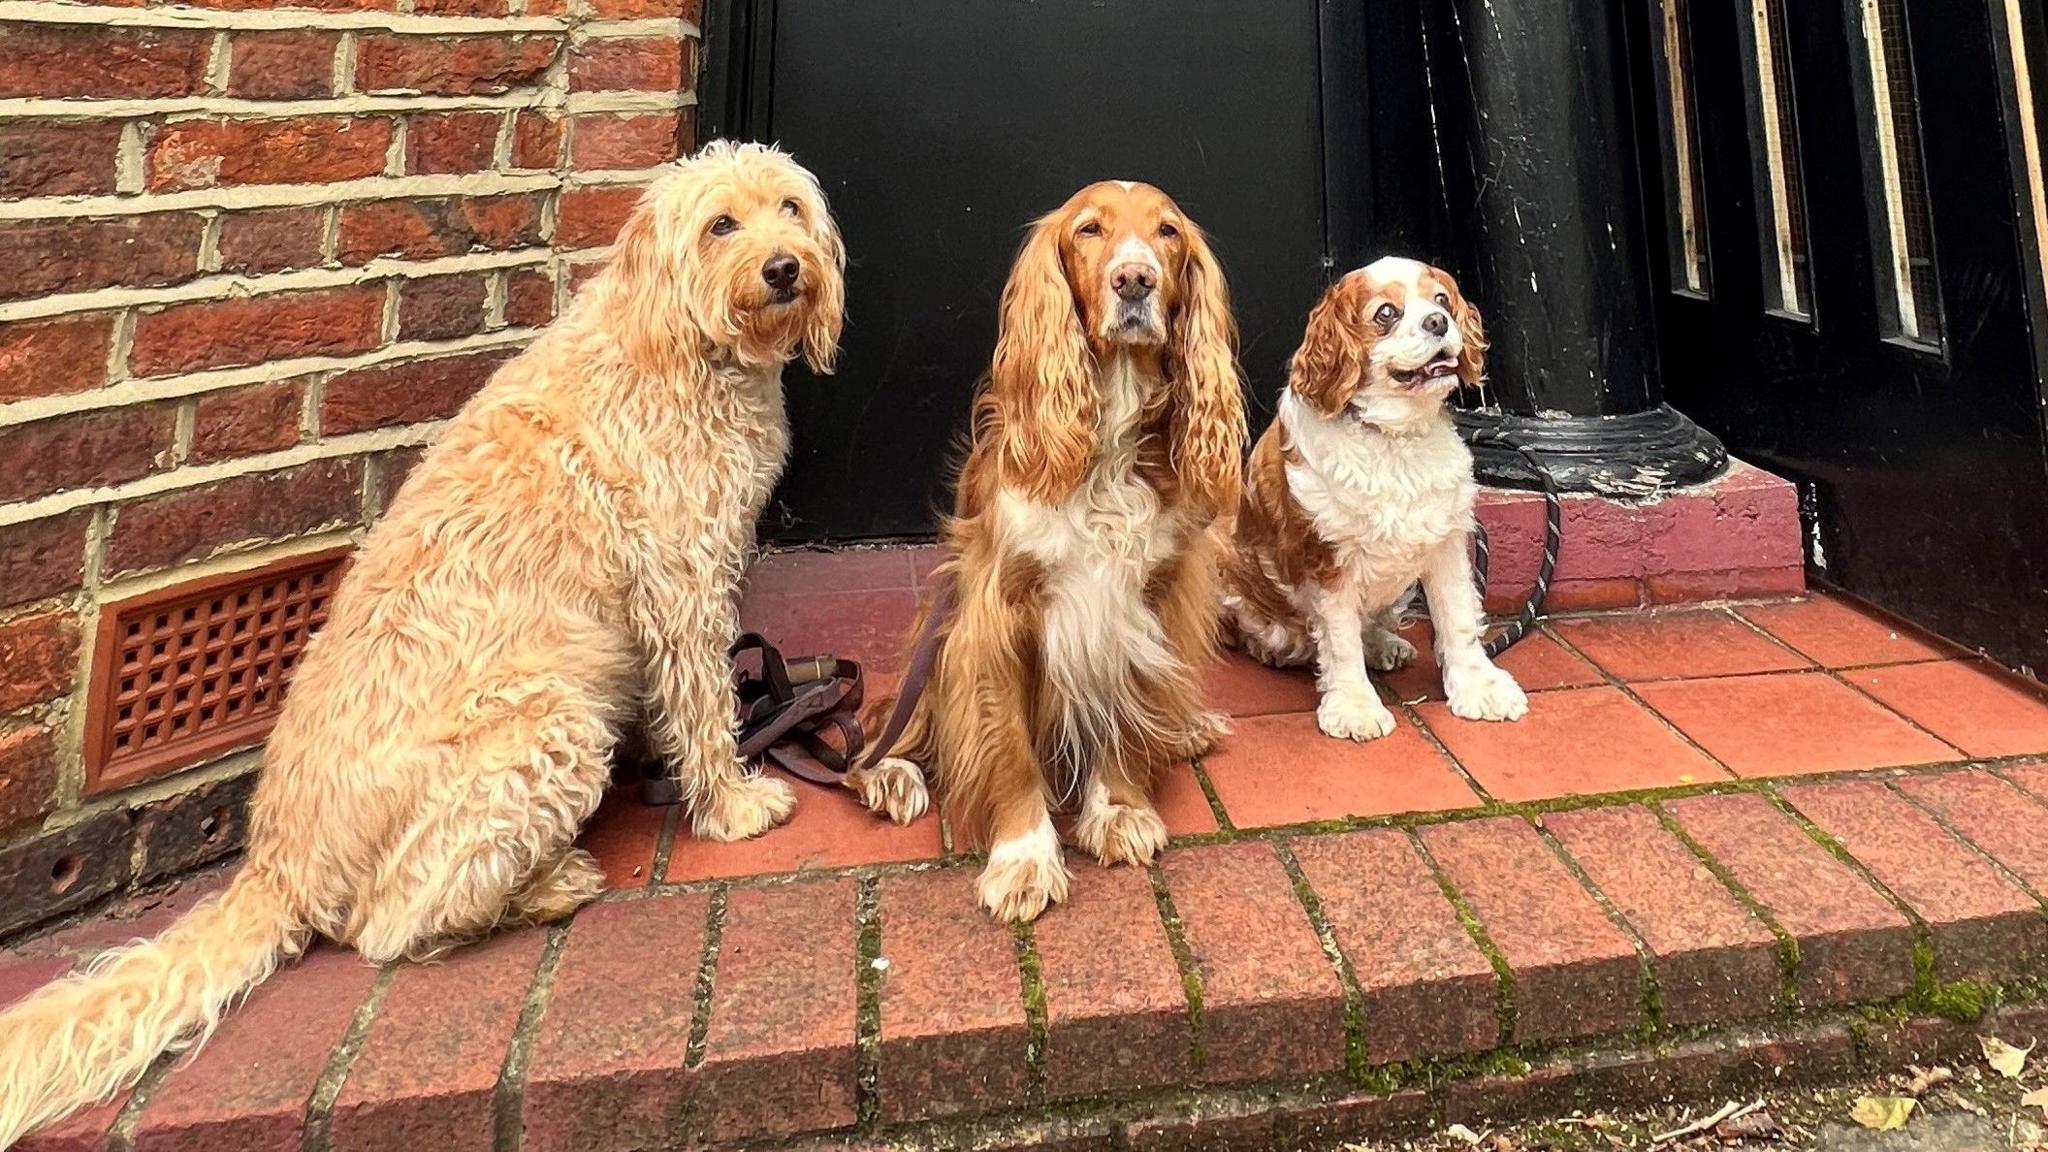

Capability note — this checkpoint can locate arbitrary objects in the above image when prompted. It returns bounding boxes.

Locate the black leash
[1467,428,1561,658]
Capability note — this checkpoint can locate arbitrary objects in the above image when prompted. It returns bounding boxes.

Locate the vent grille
[84,548,350,795]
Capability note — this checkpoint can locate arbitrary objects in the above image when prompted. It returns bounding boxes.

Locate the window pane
[1751,0,1813,318]
[1859,0,1944,343]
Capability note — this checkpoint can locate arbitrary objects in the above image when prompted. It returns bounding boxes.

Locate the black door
[704,0,1386,540]
[1635,0,2048,673]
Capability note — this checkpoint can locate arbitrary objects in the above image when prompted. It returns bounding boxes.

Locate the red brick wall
[0,0,699,935]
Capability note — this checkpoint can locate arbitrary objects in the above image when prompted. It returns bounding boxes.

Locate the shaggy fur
[1220,256,1526,742]
[844,181,1245,923]
[0,140,845,1149]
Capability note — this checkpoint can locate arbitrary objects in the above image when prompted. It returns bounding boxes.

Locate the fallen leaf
[2025,1085,2048,1118]
[1445,1124,1484,1146]
[1979,1034,2034,1079]
[1903,1064,1952,1094]
[1849,1096,1915,1131]
[1714,1109,1783,1143]
[1490,1135,1516,1152]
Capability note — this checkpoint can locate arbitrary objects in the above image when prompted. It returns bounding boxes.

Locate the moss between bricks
[1148,864,1208,1074]
[854,877,884,1127]
[1011,920,1050,1102]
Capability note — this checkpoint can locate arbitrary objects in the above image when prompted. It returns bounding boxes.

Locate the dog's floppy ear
[1446,274,1488,388]
[800,182,847,375]
[606,176,697,372]
[990,213,1096,503]
[1290,273,1368,416]
[1169,221,1247,517]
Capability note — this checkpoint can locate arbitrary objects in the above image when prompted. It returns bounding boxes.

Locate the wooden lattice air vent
[83,547,351,795]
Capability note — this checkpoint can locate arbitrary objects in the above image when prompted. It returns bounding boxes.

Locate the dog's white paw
[1363,630,1418,672]
[976,816,1069,923]
[1074,795,1168,867]
[845,757,929,825]
[1446,664,1529,722]
[1317,685,1398,742]
[692,771,797,841]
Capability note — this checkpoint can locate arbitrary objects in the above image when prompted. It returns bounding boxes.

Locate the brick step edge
[788,1004,2048,1152]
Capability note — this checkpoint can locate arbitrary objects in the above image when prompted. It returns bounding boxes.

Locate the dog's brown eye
[1159,222,1180,239]
[1076,221,1103,238]
[1434,292,1451,307]
[781,198,802,216]
[1374,303,1401,326]
[709,215,738,236]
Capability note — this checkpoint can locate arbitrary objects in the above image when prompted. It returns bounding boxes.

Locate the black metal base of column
[1455,404,1729,497]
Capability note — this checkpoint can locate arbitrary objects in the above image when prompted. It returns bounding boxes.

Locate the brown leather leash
[637,562,955,805]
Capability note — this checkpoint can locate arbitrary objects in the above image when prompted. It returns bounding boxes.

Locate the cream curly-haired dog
[0,140,844,1148]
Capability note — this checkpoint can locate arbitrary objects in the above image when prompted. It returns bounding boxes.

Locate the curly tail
[0,867,305,1149]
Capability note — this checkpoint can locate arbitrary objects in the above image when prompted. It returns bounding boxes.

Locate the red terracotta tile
[1154,760,1218,836]
[1032,857,1189,1098]
[1416,686,1724,802]
[1200,712,1479,829]
[665,768,941,881]
[1553,610,1811,682]
[1897,769,2048,894]
[1782,779,2044,983]
[0,953,70,1010]
[1843,661,2048,759]
[1634,672,1961,778]
[743,547,918,598]
[1643,566,1805,605]
[1201,650,1318,718]
[1517,576,1642,613]
[1290,829,1500,1064]
[1738,594,1947,668]
[739,586,919,673]
[578,788,669,889]
[1160,842,1346,1083]
[2007,761,2048,803]
[1378,621,1603,703]
[907,544,945,585]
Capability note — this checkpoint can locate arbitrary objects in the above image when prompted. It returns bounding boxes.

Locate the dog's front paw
[692,771,797,841]
[1176,709,1232,759]
[977,822,1069,923]
[1363,629,1418,672]
[844,757,929,825]
[1446,664,1529,722]
[1317,685,1398,742]
[1074,798,1168,867]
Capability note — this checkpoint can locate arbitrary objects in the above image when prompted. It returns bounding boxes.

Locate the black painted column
[1424,0,1727,494]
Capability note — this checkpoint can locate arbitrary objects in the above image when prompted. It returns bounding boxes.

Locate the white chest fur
[1280,390,1476,607]
[996,356,1181,758]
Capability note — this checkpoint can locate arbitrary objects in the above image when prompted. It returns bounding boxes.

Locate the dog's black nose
[1112,263,1157,301]
[1422,311,1449,337]
[762,254,801,291]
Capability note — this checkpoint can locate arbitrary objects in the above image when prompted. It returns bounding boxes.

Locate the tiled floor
[580,545,2048,888]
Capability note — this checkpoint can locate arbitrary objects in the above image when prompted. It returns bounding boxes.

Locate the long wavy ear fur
[605,175,700,373]
[1449,277,1488,388]
[1289,273,1367,417]
[990,215,1096,503]
[801,177,847,375]
[1169,223,1246,517]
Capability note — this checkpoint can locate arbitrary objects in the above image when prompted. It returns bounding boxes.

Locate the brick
[876,868,1028,1123]
[1418,817,1642,1043]
[1124,1101,1278,1152]
[330,927,543,1152]
[355,34,561,96]
[189,378,306,464]
[1161,842,1345,1083]
[147,116,393,192]
[226,31,340,99]
[1646,567,1806,604]
[1665,791,1914,1006]
[1898,769,2048,893]
[406,110,501,175]
[504,267,556,327]
[0,611,81,714]
[2009,760,2048,803]
[1,121,122,199]
[1290,829,1498,1064]
[555,184,643,249]
[0,315,112,402]
[130,285,383,377]
[396,273,489,342]
[105,459,364,576]
[1781,779,2044,982]
[1545,806,1781,1025]
[589,0,700,16]
[0,723,59,834]
[0,214,204,302]
[511,111,563,169]
[336,194,542,264]
[16,1097,125,1152]
[522,894,707,1152]
[179,0,397,9]
[566,258,605,294]
[570,112,682,170]
[0,405,175,504]
[134,771,256,882]
[0,25,211,99]
[132,945,377,1152]
[0,511,90,611]
[568,37,687,92]
[1032,858,1190,1098]
[0,807,133,938]
[414,0,512,13]
[214,206,327,276]
[373,446,428,515]
[321,349,508,435]
[695,878,858,1143]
